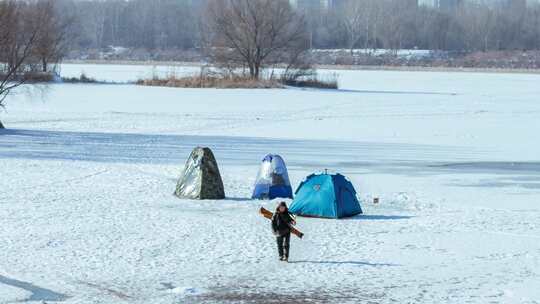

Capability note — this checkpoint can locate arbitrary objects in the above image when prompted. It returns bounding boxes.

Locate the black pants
[276,233,291,258]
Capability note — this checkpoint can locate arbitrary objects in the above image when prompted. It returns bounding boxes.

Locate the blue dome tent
[252,154,293,200]
[289,173,362,218]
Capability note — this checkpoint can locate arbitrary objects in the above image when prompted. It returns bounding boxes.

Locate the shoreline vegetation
[135,73,339,90]
[13,69,340,89]
[136,75,282,89]
[61,73,101,84]
[15,60,539,91]
[64,60,540,75]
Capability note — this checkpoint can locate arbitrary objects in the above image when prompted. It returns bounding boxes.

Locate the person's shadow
[288,261,400,267]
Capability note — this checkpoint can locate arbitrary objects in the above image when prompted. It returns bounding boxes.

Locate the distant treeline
[51,0,540,53]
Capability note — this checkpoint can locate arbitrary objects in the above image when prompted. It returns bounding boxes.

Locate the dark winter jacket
[272,212,295,237]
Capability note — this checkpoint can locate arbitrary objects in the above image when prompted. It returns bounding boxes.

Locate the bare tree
[205,0,309,80]
[33,0,73,73]
[523,4,540,49]
[339,0,363,55]
[456,3,496,52]
[338,0,381,55]
[0,0,51,129]
[378,0,417,52]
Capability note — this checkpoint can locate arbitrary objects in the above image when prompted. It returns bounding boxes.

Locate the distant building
[420,0,538,9]
[440,0,463,10]
[403,0,420,8]
[507,0,528,9]
[290,0,330,11]
[327,0,348,9]
[293,0,418,11]
[419,0,462,10]
[294,0,536,12]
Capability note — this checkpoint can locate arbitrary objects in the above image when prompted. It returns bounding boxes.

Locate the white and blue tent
[252,154,293,200]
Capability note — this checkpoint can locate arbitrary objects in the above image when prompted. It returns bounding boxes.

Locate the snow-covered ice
[1,64,540,303]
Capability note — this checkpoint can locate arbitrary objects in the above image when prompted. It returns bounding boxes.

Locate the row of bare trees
[52,0,201,51]
[49,0,540,54]
[201,0,536,81]
[0,0,70,128]
[336,0,418,53]
[315,0,540,52]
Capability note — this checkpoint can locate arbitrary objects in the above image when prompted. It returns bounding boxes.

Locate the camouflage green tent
[174,147,225,200]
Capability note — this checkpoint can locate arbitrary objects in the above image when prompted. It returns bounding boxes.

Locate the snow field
[1,64,540,303]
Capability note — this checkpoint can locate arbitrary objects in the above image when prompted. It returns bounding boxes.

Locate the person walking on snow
[271,202,296,262]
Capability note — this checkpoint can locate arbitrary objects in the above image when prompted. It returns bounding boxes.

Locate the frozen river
[1,64,539,303]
